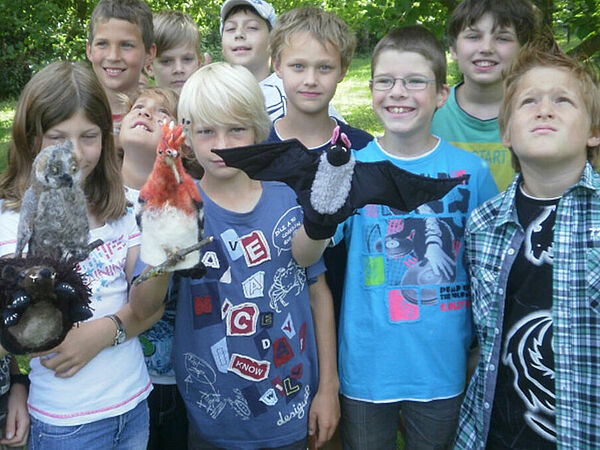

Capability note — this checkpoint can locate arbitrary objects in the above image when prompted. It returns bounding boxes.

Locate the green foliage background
[2,0,600,98]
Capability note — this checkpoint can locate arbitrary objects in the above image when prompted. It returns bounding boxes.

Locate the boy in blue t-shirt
[132,61,339,449]
[293,26,498,449]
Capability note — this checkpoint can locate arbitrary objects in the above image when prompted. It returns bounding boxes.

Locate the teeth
[134,124,150,131]
[388,107,412,114]
[475,61,495,67]
[105,68,124,74]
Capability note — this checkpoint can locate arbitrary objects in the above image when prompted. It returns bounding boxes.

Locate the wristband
[10,373,29,389]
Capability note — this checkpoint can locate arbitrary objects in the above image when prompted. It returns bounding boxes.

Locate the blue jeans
[340,395,462,450]
[29,399,149,450]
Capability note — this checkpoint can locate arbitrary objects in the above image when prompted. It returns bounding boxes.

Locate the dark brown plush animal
[0,256,92,354]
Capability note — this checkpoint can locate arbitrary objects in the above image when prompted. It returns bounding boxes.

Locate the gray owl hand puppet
[1,141,96,354]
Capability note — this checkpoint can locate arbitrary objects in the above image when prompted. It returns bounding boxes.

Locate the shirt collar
[494,162,600,227]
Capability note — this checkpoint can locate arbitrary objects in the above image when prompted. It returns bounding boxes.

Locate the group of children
[0,0,598,448]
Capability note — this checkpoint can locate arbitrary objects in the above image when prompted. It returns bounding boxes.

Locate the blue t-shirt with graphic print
[173,181,325,450]
[333,138,498,402]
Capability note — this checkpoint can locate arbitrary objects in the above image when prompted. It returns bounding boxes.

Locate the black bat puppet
[212,126,467,239]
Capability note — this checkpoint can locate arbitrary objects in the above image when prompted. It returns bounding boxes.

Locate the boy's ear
[436,84,450,109]
[144,43,157,67]
[449,45,458,62]
[501,129,512,149]
[86,41,92,61]
[144,63,154,78]
[588,130,600,148]
[273,59,282,78]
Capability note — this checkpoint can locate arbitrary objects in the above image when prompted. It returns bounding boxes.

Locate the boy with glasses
[293,25,498,449]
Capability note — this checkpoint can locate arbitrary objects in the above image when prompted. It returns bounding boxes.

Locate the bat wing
[211,139,319,192]
[343,160,467,217]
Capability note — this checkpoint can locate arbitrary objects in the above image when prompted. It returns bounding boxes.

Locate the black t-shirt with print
[487,186,557,450]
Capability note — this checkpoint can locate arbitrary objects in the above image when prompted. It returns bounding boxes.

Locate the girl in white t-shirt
[0,61,169,450]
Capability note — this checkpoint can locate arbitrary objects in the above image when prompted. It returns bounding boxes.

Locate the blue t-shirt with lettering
[173,181,324,449]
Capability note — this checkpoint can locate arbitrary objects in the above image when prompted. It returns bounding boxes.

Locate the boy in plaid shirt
[456,38,600,448]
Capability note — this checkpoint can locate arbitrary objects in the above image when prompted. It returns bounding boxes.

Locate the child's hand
[0,383,29,447]
[30,318,113,378]
[308,385,340,448]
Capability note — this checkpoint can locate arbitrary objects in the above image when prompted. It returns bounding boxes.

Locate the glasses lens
[405,77,429,90]
[373,77,393,91]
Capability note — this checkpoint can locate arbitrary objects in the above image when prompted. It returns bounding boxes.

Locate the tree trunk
[535,0,554,31]
[567,32,600,60]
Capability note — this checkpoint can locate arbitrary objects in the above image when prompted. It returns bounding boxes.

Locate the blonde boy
[431,0,538,191]
[457,40,600,448]
[268,7,371,150]
[147,11,206,93]
[86,0,156,133]
[132,62,340,449]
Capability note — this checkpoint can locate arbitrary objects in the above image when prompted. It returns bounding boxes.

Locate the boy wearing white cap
[220,0,344,122]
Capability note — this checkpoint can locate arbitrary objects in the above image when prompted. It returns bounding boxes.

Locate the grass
[333,54,384,137]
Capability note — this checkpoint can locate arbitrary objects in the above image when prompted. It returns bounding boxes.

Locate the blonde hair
[178,62,271,143]
[499,37,600,171]
[0,61,127,221]
[153,10,201,57]
[270,7,355,75]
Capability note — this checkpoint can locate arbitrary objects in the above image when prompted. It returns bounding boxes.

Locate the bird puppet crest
[135,121,212,285]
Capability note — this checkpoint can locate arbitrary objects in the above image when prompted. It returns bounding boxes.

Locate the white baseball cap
[220,0,277,34]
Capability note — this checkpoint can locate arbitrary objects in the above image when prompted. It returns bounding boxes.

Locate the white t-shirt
[260,72,345,123]
[0,202,152,425]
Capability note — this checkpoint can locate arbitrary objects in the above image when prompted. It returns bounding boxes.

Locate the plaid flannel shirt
[455,163,600,449]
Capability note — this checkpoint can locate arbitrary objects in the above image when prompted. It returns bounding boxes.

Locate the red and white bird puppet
[137,121,204,274]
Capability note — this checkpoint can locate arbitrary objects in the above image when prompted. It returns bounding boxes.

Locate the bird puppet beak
[165,154,182,184]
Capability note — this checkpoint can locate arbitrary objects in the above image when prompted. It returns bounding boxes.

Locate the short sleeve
[125,208,141,248]
[306,255,326,281]
[0,206,20,257]
[475,160,500,205]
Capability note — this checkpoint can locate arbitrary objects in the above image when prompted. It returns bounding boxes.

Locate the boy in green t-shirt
[431,0,538,191]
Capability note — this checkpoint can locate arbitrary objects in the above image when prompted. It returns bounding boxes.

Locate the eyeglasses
[369,76,436,91]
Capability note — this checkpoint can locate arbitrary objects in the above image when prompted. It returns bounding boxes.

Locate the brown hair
[127,86,179,119]
[153,10,201,57]
[371,26,447,91]
[499,37,600,171]
[125,86,203,178]
[447,0,539,48]
[0,61,127,221]
[270,7,355,75]
[88,0,154,52]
